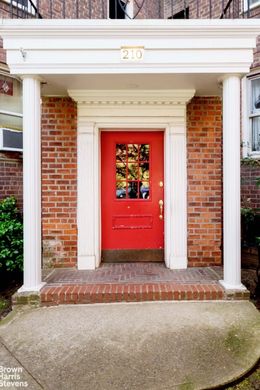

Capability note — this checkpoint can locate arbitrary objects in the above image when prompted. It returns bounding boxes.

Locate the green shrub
[0,197,23,273]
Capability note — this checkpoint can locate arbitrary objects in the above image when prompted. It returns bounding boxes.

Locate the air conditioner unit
[0,128,23,152]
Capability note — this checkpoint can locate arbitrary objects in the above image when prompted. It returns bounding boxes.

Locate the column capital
[20,74,43,82]
[78,120,96,134]
[168,122,186,135]
[218,74,242,84]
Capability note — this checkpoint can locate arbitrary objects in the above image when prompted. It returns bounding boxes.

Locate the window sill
[242,155,260,162]
[249,154,260,159]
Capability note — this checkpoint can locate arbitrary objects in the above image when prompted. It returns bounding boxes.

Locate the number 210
[121,48,144,61]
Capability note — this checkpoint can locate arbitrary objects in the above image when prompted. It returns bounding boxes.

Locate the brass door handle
[159,200,163,220]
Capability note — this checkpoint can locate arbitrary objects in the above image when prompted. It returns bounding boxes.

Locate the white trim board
[69,89,195,270]
[1,20,258,75]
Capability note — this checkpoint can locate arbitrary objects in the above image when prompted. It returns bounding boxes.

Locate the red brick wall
[252,34,260,69]
[41,97,77,268]
[137,0,163,19]
[164,0,186,18]
[37,0,162,19]
[38,0,98,19]
[241,163,260,209]
[164,0,225,19]
[187,96,222,267]
[0,0,164,19]
[0,152,23,209]
[40,96,223,269]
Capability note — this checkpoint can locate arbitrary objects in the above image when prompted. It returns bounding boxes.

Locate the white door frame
[69,89,195,270]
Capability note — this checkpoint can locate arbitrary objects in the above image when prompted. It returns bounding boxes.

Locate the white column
[165,120,188,269]
[220,75,245,290]
[19,76,44,292]
[77,118,97,270]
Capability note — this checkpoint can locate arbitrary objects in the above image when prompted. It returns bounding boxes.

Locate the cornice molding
[68,89,196,105]
[1,20,258,77]
[1,20,260,39]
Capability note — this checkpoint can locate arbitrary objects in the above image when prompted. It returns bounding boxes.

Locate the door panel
[101,131,164,262]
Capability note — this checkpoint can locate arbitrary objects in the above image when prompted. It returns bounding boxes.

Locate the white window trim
[0,75,23,118]
[0,109,22,118]
[243,0,260,12]
[242,75,260,158]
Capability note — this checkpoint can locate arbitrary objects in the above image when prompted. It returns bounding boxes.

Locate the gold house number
[121,46,144,62]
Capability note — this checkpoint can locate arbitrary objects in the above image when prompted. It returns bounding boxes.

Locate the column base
[13,282,46,306]
[78,255,96,270]
[168,255,188,270]
[219,280,247,291]
[18,281,46,293]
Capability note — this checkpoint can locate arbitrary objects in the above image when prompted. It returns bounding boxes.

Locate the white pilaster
[220,75,246,290]
[19,76,44,292]
[77,118,97,270]
[166,121,188,269]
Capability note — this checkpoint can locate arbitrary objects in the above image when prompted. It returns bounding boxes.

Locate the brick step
[40,283,229,306]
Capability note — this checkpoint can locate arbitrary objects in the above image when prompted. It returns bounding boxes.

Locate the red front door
[101,131,164,262]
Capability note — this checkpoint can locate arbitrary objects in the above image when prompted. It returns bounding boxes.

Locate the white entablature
[0,19,259,75]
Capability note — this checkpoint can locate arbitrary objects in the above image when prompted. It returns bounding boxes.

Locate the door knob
[159,200,163,220]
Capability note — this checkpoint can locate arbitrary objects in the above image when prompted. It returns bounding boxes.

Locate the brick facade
[252,34,260,69]
[41,97,77,268]
[0,152,23,208]
[241,163,260,209]
[37,0,163,19]
[164,0,260,19]
[164,0,227,19]
[38,0,104,19]
[0,0,258,269]
[39,96,223,268]
[187,97,222,267]
[136,0,163,19]
[164,0,185,18]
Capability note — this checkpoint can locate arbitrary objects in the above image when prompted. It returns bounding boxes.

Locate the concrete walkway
[0,302,259,390]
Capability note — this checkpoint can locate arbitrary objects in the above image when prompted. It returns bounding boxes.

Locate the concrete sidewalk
[0,302,259,390]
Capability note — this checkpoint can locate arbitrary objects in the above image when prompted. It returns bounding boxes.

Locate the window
[116,143,150,199]
[109,0,134,19]
[250,78,260,152]
[242,76,260,157]
[244,0,260,11]
[3,0,37,15]
[0,75,22,131]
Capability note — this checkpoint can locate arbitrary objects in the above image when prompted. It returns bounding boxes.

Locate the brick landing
[40,264,249,306]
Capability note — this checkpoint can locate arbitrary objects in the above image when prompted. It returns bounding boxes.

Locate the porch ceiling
[41,73,222,97]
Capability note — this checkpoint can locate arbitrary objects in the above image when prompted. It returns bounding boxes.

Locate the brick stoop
[41,283,226,306]
[39,265,250,306]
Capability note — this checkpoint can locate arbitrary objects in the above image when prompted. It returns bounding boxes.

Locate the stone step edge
[39,283,239,305]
